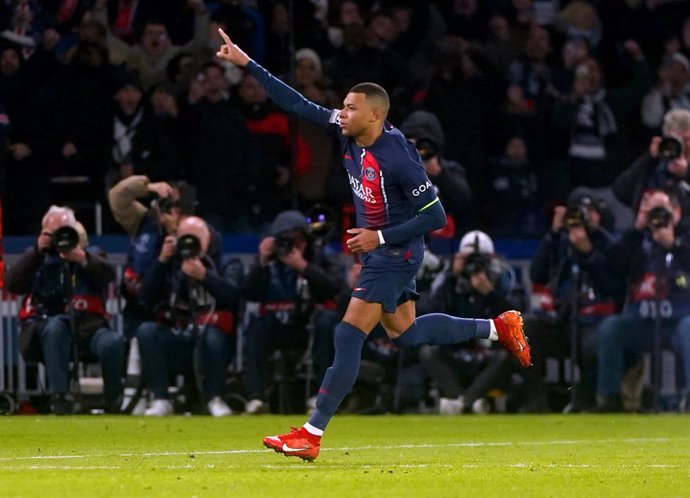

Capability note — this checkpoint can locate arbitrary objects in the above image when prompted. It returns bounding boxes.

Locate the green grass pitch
[0,415,688,497]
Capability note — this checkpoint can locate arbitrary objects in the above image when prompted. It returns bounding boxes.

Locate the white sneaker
[471,398,490,414]
[306,396,317,415]
[439,397,463,415]
[245,398,267,414]
[144,399,174,416]
[207,396,232,417]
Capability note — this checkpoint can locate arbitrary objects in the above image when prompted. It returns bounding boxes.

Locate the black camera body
[50,226,80,253]
[563,204,590,230]
[274,233,295,257]
[156,196,181,214]
[648,206,673,229]
[176,234,201,259]
[415,138,438,161]
[462,251,492,277]
[658,136,684,161]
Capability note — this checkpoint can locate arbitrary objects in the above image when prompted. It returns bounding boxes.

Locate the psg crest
[364,166,376,181]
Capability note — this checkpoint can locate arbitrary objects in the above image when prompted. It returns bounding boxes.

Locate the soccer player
[216,29,531,462]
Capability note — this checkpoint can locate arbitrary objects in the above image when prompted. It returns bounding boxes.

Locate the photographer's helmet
[458,230,494,255]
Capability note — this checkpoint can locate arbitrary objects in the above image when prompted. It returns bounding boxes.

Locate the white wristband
[377,230,385,246]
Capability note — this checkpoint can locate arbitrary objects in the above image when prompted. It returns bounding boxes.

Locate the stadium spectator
[5,206,125,414]
[293,47,339,205]
[486,135,544,237]
[641,53,690,134]
[92,0,210,90]
[241,210,343,414]
[137,215,244,416]
[597,189,690,412]
[103,71,180,192]
[551,41,651,193]
[235,71,313,225]
[179,61,258,232]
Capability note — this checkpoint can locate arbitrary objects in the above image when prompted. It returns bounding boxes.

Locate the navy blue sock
[393,313,490,347]
[308,322,367,431]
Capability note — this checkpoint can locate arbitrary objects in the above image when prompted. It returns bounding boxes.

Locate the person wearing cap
[614,108,690,218]
[241,210,343,414]
[641,52,690,133]
[136,215,244,416]
[523,193,621,412]
[417,230,523,414]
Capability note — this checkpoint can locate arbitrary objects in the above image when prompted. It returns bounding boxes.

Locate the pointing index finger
[218,28,232,45]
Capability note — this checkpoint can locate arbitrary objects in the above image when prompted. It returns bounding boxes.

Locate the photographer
[613,109,690,218]
[597,189,690,411]
[399,110,472,222]
[523,193,621,412]
[108,175,184,338]
[242,210,343,414]
[136,216,243,416]
[418,231,520,414]
[5,206,124,414]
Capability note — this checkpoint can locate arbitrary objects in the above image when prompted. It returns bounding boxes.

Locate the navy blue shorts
[351,244,423,313]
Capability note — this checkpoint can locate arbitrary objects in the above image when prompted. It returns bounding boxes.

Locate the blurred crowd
[2,0,690,237]
[2,0,690,416]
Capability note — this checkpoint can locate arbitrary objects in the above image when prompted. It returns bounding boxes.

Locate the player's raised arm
[216,28,335,128]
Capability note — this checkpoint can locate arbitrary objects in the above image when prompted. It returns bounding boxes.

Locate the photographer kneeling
[242,210,343,414]
[6,206,124,414]
[136,216,243,416]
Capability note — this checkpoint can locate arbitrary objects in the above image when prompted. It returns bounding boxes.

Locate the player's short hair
[349,82,390,118]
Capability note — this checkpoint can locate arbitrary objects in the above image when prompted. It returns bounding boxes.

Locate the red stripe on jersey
[360,151,387,226]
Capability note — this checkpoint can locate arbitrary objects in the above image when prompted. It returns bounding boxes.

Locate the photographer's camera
[563,205,590,230]
[50,226,80,254]
[657,136,684,161]
[274,234,295,257]
[176,234,201,259]
[647,206,672,229]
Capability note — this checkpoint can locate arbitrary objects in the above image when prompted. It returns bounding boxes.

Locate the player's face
[339,92,375,138]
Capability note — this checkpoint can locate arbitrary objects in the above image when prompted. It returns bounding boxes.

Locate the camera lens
[52,226,80,253]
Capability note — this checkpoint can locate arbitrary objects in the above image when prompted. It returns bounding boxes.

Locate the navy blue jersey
[247,61,440,240]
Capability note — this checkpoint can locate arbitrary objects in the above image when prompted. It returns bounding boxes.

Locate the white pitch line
[0,437,676,463]
[1,463,685,472]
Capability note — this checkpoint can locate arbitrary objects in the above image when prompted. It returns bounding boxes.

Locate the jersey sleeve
[395,143,439,211]
[246,60,340,132]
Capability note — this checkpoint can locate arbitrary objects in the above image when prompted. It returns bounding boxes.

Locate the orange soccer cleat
[263,426,321,462]
[493,310,531,367]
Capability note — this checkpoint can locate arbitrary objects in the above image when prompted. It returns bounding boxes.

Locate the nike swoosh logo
[282,443,309,453]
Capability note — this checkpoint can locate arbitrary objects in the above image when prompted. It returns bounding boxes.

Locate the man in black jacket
[137,215,243,416]
[242,210,343,414]
[524,193,621,412]
[5,206,124,414]
[597,189,690,411]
